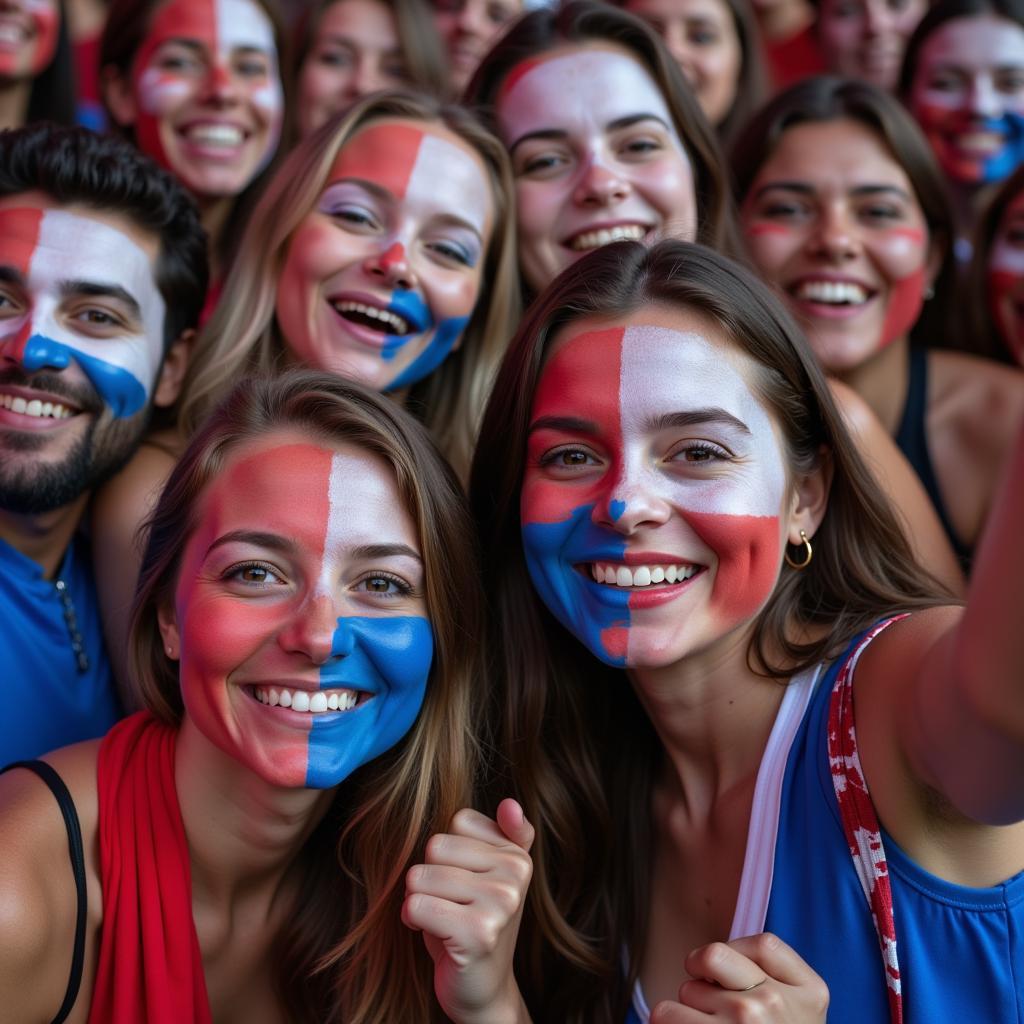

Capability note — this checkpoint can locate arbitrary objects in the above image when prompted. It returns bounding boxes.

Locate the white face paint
[0,206,166,417]
[497,45,698,294]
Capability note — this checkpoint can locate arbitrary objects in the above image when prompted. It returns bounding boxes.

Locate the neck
[175,716,334,909]
[757,0,813,41]
[198,197,235,280]
[0,79,31,131]
[627,626,788,819]
[0,496,89,578]
[834,336,910,435]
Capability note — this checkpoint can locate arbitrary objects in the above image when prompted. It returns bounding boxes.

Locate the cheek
[300,63,346,106]
[427,270,481,320]
[136,66,196,117]
[249,78,283,124]
[641,157,696,224]
[516,180,562,237]
[28,2,59,72]
[744,223,799,273]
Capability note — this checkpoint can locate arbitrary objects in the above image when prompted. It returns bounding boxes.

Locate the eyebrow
[528,414,598,436]
[61,280,143,321]
[205,532,423,563]
[0,266,25,287]
[508,113,672,156]
[158,37,271,56]
[327,179,485,240]
[751,181,911,201]
[647,408,751,434]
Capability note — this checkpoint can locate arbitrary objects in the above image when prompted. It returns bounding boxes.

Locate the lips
[564,222,650,253]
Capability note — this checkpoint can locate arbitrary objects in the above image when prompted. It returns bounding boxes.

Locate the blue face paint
[979,112,1024,182]
[521,503,629,667]
[305,614,434,788]
[378,288,469,391]
[21,333,148,418]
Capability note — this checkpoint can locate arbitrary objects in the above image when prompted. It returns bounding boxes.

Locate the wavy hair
[178,89,520,479]
[130,369,483,1023]
[469,239,950,1022]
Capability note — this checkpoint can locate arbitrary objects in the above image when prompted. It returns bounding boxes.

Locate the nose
[966,75,1001,120]
[455,0,489,39]
[573,154,631,208]
[277,592,344,664]
[363,241,417,290]
[201,59,240,105]
[807,203,858,262]
[863,0,890,35]
[349,58,388,99]
[0,322,67,371]
[592,461,671,534]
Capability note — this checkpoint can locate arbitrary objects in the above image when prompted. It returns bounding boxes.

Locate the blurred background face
[431,0,522,94]
[123,0,283,200]
[625,0,742,126]
[909,14,1024,185]
[298,0,409,139]
[987,189,1024,365]
[817,0,925,90]
[0,0,59,80]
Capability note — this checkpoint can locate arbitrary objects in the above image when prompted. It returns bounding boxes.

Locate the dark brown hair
[469,239,949,1022]
[463,0,745,265]
[131,369,483,1022]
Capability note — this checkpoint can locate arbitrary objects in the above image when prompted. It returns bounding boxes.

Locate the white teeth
[187,124,244,146]
[333,300,411,335]
[253,686,362,713]
[796,280,868,305]
[0,393,72,418]
[570,224,647,252]
[589,562,699,587]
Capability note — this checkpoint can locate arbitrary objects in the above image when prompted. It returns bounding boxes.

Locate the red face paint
[0,0,59,79]
[878,265,925,350]
[326,121,424,199]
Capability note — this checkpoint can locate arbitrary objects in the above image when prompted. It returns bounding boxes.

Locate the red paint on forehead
[525,326,625,525]
[879,265,925,350]
[327,122,425,200]
[498,55,549,103]
[141,0,218,59]
[0,207,43,276]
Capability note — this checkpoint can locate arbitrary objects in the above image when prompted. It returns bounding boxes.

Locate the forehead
[145,0,276,53]
[497,44,675,140]
[629,0,733,22]
[918,15,1024,69]
[318,0,398,41]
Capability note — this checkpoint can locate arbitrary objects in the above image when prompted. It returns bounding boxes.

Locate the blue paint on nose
[609,499,626,522]
[20,333,146,418]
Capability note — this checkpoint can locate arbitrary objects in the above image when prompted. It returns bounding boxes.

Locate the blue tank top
[627,630,1024,1022]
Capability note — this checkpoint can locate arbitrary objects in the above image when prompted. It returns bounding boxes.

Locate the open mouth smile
[586,560,702,587]
[565,223,650,253]
[248,684,372,714]
[331,299,411,336]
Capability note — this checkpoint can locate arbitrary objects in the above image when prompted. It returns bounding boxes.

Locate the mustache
[0,367,102,414]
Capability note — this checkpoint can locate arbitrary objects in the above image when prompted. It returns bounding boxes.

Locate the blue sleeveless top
[627,631,1024,1022]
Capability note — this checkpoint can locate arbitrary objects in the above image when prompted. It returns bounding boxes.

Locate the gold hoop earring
[784,529,813,569]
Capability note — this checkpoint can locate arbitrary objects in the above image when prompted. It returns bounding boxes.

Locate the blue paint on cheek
[21,333,147,418]
[979,112,1024,182]
[521,503,630,667]
[305,615,434,788]
[387,314,468,391]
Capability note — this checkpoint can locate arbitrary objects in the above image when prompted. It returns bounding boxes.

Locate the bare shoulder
[0,740,101,1022]
[930,352,1024,448]
[92,430,182,537]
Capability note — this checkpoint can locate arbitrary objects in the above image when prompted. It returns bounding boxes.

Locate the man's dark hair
[0,124,208,350]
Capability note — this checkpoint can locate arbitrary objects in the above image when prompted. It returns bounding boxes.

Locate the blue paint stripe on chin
[381,289,432,362]
[21,334,147,418]
[522,503,630,668]
[387,315,468,391]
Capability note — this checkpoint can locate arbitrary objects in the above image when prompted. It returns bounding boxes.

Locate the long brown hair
[178,89,520,480]
[131,369,484,1022]
[463,0,745,267]
[469,239,950,1022]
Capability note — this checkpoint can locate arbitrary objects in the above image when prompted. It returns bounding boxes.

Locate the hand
[403,798,535,1024]
[651,933,829,1022]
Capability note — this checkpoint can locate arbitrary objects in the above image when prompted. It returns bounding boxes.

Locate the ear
[101,64,139,129]
[153,329,194,408]
[787,446,832,549]
[157,600,181,662]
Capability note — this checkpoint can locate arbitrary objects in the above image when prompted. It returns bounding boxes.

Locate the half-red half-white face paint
[0,204,166,420]
[521,311,790,668]
[988,189,1024,366]
[496,44,698,295]
[171,435,434,790]
[276,117,492,392]
[0,0,59,79]
[131,0,283,199]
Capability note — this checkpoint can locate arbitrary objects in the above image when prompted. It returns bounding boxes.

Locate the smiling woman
[0,370,535,1024]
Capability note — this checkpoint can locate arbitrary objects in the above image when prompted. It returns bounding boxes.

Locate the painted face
[520,312,790,669]
[431,0,523,93]
[171,436,433,790]
[909,15,1024,185]
[0,198,166,513]
[297,0,408,139]
[817,0,925,90]
[0,0,59,80]
[625,0,742,127]
[275,118,493,392]
[130,0,283,199]
[987,189,1024,366]
[741,119,932,375]
[496,45,698,295]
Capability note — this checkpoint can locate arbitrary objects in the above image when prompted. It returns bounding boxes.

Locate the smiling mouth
[331,300,412,336]
[791,280,873,307]
[583,561,703,588]
[180,123,248,149]
[566,224,649,252]
[250,685,371,714]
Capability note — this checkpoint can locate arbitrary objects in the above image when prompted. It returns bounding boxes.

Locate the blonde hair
[179,90,521,479]
[132,369,484,1022]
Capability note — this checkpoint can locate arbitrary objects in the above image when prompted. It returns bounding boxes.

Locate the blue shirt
[0,535,121,762]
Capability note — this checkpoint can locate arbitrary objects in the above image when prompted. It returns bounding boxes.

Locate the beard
[0,369,153,515]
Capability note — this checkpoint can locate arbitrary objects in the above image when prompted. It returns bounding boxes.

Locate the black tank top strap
[0,759,87,1024]
[893,346,973,569]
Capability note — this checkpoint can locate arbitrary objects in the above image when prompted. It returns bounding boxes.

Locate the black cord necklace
[54,577,89,673]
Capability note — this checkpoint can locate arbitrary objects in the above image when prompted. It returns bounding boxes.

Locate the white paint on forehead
[498,48,679,151]
[406,131,490,237]
[3,209,166,396]
[216,0,277,56]
[619,324,787,516]
[920,17,1024,76]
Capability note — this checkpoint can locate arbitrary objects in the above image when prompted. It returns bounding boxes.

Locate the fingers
[496,798,535,852]
[650,1000,711,1022]
[724,933,822,989]
[684,940,767,992]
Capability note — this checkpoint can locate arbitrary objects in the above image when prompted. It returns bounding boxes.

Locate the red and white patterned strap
[827,615,909,1024]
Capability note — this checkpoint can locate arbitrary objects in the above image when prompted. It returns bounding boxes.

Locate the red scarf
[89,712,212,1024]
